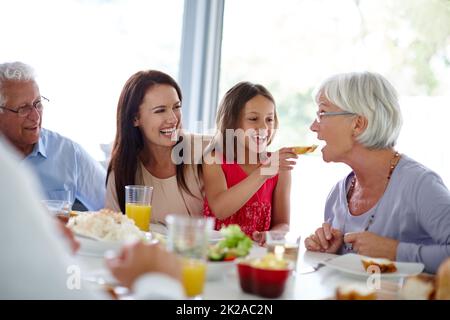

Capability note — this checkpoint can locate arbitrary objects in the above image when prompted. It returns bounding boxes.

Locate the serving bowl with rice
[67,209,151,256]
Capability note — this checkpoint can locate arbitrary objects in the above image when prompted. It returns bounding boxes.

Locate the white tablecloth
[76,243,403,300]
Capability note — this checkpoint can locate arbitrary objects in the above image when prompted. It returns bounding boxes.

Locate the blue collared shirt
[22,128,106,210]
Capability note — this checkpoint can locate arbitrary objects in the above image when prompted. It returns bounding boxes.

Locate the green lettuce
[208,225,252,261]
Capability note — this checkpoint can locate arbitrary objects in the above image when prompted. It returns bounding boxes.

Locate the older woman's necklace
[346,151,401,229]
[342,151,401,252]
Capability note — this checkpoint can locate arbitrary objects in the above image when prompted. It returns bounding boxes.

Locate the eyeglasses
[0,96,48,117]
[315,111,356,123]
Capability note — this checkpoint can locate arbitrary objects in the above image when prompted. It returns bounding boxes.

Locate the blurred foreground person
[0,137,183,299]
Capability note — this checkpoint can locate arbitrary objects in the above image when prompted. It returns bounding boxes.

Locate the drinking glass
[125,185,153,232]
[266,231,301,273]
[165,215,213,299]
[42,189,73,223]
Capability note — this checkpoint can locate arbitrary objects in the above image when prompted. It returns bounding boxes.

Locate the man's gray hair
[317,71,403,149]
[0,62,36,105]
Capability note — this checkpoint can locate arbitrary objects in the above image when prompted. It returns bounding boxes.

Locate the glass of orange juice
[165,215,213,299]
[125,185,153,232]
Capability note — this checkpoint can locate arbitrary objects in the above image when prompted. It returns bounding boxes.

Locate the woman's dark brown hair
[107,70,193,213]
[211,81,279,160]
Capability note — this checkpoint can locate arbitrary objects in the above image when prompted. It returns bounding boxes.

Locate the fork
[298,258,333,274]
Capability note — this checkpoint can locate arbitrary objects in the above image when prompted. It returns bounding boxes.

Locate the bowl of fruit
[237,253,293,298]
[207,225,252,281]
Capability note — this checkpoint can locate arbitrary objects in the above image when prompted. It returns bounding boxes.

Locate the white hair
[317,71,403,149]
[0,62,36,105]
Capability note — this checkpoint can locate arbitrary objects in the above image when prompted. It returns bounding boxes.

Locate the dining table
[76,239,405,300]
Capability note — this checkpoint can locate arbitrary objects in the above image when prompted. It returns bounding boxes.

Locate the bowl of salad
[206,225,252,281]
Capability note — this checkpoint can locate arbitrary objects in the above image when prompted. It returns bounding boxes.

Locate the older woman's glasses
[315,111,356,123]
[0,96,49,117]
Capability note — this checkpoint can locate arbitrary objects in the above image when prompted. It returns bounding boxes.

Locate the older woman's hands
[304,222,343,253]
[344,232,399,260]
[106,241,182,289]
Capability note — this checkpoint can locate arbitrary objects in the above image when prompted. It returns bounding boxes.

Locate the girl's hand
[304,222,343,253]
[259,148,298,177]
[252,231,266,246]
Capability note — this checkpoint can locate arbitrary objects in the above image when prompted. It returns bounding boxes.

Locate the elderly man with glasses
[0,61,105,211]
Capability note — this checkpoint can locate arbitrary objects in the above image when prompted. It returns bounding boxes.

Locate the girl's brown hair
[211,81,279,159]
[107,70,194,213]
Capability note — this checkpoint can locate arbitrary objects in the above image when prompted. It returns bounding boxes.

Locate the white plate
[150,223,224,243]
[208,230,225,243]
[76,232,152,257]
[323,253,424,278]
[149,223,168,237]
[83,268,120,286]
[76,236,123,257]
[206,260,236,281]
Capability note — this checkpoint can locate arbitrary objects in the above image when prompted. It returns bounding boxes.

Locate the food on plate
[436,258,450,300]
[335,283,377,300]
[56,210,80,224]
[361,257,397,273]
[70,210,80,217]
[292,145,318,155]
[67,209,143,241]
[250,253,290,270]
[400,274,435,300]
[151,232,167,245]
[400,258,450,300]
[207,225,252,262]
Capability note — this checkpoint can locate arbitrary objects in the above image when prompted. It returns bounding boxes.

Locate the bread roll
[436,258,450,300]
[335,283,377,300]
[361,257,397,273]
[292,145,318,155]
[400,274,435,300]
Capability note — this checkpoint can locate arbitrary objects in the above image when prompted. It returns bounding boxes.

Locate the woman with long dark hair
[105,70,204,223]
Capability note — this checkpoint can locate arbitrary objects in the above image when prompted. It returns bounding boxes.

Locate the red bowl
[237,262,254,293]
[252,266,291,298]
[237,261,292,298]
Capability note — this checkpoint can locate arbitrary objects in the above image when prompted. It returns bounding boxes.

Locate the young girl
[203,81,297,243]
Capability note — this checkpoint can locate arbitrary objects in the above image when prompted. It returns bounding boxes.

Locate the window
[0,0,184,160]
[220,0,450,236]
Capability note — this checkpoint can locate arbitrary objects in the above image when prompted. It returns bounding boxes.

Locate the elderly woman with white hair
[304,71,450,273]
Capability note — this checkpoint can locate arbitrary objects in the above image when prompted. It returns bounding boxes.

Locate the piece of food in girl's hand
[207,225,253,261]
[292,145,318,155]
